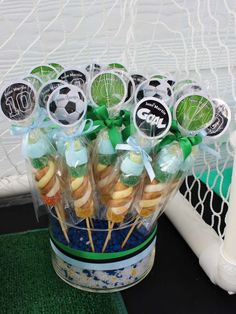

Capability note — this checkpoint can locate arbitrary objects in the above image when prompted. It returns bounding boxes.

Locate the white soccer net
[181,140,234,239]
[0,0,235,240]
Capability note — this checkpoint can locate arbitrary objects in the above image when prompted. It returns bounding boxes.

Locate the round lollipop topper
[151,74,167,80]
[175,83,203,101]
[58,68,87,88]
[89,71,127,108]
[113,69,135,104]
[107,63,127,72]
[133,97,172,139]
[174,79,196,94]
[174,94,215,134]
[0,81,36,122]
[205,98,231,138]
[151,74,175,87]
[47,85,87,128]
[23,75,43,91]
[49,63,64,73]
[85,63,102,77]
[131,74,147,88]
[167,79,175,87]
[38,80,65,109]
[30,65,58,82]
[135,79,173,104]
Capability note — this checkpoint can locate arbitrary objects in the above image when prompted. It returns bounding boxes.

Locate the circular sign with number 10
[0,81,36,121]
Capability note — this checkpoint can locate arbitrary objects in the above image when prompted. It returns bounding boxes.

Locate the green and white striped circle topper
[89,71,127,108]
[30,65,58,82]
[173,93,215,134]
[49,63,64,73]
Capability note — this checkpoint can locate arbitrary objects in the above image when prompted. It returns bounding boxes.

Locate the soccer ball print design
[135,79,173,104]
[131,74,147,88]
[85,63,102,77]
[47,85,87,127]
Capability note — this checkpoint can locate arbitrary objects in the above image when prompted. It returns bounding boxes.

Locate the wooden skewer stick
[89,217,94,229]
[55,203,70,243]
[108,221,112,240]
[86,218,95,252]
[121,216,140,249]
[102,221,115,253]
[137,221,143,229]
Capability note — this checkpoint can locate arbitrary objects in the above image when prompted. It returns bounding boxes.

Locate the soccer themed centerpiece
[0,62,231,292]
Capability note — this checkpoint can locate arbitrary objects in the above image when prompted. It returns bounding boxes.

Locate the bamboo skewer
[55,203,70,243]
[107,221,112,240]
[102,222,115,252]
[86,218,95,252]
[121,216,140,249]
[137,221,143,229]
[89,217,94,229]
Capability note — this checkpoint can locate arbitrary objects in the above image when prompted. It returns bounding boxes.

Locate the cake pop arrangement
[0,62,230,292]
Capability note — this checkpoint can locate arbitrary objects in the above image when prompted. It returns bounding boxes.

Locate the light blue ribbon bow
[59,119,99,143]
[56,119,99,157]
[10,109,56,158]
[116,136,156,181]
[10,108,54,136]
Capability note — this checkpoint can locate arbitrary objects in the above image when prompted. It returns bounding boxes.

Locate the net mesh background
[0,0,235,236]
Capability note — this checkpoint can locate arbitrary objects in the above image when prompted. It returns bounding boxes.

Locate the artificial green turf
[0,229,127,314]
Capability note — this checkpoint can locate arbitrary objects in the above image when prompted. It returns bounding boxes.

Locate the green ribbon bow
[86,105,134,148]
[155,120,202,160]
